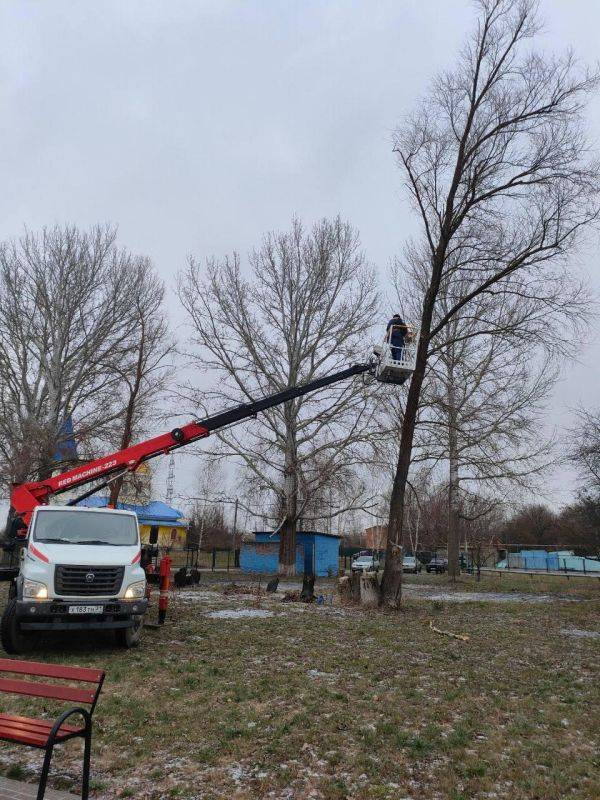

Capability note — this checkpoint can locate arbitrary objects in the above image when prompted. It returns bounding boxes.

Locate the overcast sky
[0,0,598,515]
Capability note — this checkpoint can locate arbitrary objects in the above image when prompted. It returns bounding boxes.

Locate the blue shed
[241,530,341,577]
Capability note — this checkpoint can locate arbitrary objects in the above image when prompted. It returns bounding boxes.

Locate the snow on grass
[174,589,223,602]
[561,627,600,639]
[206,608,274,619]
[404,586,580,603]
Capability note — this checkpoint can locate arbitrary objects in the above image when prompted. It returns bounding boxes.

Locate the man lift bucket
[373,314,419,385]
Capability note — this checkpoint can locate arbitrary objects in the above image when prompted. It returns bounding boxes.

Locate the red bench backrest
[0,659,105,712]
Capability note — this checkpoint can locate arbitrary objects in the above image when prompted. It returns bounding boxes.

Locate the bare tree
[415,277,574,579]
[460,493,505,580]
[570,408,600,493]
[501,502,557,545]
[557,497,600,558]
[382,0,600,605]
[0,225,144,488]
[567,409,600,558]
[372,274,580,579]
[106,259,174,505]
[178,217,379,575]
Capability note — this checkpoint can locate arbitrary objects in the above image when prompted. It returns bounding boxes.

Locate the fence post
[212,548,216,571]
[227,549,230,572]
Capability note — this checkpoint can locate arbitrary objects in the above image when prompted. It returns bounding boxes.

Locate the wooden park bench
[0,659,105,800]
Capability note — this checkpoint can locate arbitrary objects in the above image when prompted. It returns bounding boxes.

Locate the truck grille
[54,565,124,597]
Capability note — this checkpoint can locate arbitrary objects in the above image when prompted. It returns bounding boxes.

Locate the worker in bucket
[386,313,408,359]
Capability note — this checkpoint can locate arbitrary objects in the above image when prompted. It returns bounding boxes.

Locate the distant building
[78,497,187,547]
[241,530,341,577]
[363,524,387,550]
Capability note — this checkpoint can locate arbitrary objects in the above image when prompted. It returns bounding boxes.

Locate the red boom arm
[10,420,210,528]
[8,361,372,533]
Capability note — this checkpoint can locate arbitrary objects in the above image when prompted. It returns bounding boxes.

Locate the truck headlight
[125,580,146,599]
[23,579,48,600]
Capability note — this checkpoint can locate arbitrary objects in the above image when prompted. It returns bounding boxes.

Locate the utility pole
[232,498,238,550]
[199,505,205,551]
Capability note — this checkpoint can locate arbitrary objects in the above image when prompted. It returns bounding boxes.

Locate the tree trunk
[279,416,298,576]
[109,325,144,506]
[380,336,429,605]
[109,396,135,506]
[447,386,460,580]
[37,449,56,482]
[447,469,460,580]
[278,515,297,576]
[380,246,448,606]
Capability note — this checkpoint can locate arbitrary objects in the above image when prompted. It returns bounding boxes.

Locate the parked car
[402,555,422,573]
[425,555,448,574]
[351,554,380,573]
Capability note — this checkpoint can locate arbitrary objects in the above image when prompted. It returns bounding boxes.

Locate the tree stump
[300,574,315,602]
[359,572,380,608]
[350,571,361,603]
[338,575,352,604]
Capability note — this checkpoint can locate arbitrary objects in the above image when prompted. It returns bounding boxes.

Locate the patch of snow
[561,628,600,639]
[315,606,347,616]
[404,586,579,603]
[206,608,274,619]
[307,669,336,680]
[175,590,223,602]
[228,764,247,783]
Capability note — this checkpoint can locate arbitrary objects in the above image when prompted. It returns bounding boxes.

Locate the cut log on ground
[428,620,470,642]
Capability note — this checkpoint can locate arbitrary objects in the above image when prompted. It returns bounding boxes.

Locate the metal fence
[144,545,240,572]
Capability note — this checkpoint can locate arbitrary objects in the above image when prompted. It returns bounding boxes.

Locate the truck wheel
[115,617,143,648]
[1,599,27,655]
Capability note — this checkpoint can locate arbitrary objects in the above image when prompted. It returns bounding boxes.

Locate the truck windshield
[32,511,138,546]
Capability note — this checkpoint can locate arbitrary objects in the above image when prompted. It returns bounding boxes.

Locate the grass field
[0,572,597,800]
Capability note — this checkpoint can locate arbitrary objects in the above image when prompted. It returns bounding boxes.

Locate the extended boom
[9,362,372,532]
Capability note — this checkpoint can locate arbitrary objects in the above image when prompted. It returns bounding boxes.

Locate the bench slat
[0,677,97,704]
[0,726,49,747]
[0,658,103,684]
[0,719,81,747]
[0,713,81,736]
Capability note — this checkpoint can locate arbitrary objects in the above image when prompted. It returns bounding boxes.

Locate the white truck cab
[1,505,148,653]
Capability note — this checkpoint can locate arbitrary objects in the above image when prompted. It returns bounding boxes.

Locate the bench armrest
[49,707,92,744]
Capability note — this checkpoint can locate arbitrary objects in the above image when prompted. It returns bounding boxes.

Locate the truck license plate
[68,605,103,614]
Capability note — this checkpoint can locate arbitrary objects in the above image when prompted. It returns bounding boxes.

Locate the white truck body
[3,506,148,652]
